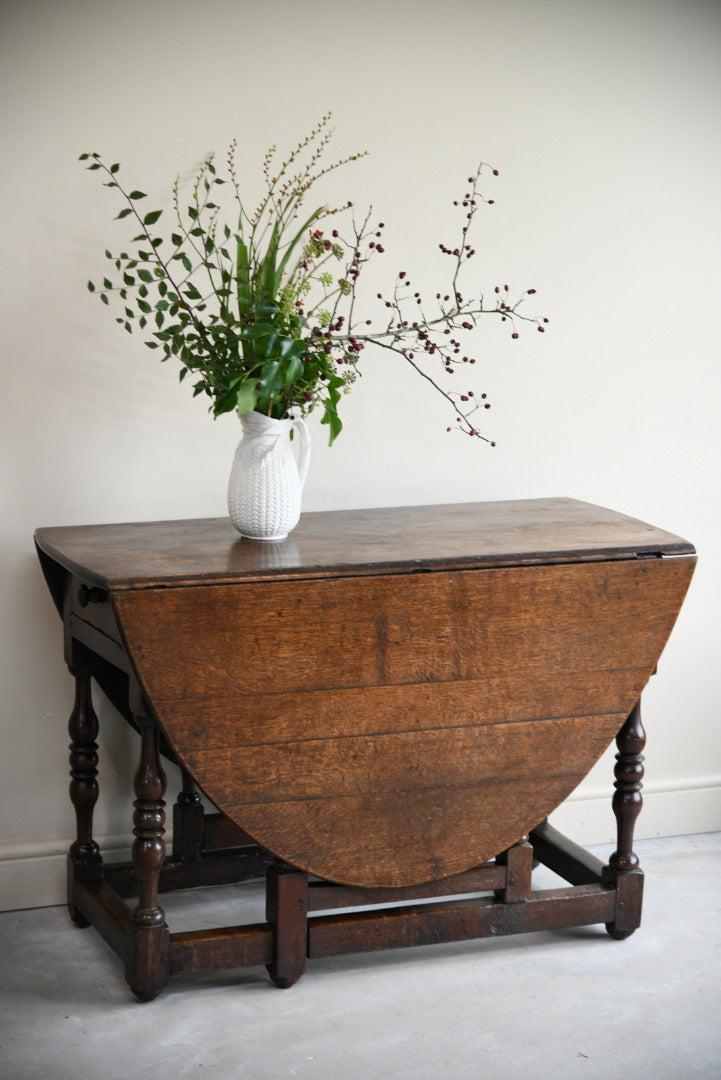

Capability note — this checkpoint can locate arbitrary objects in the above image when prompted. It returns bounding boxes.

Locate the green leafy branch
[82,114,547,445]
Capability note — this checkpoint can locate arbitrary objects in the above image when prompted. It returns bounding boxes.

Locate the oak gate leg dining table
[34,499,696,1001]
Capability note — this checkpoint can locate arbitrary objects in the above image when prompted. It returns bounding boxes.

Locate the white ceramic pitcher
[227,411,311,541]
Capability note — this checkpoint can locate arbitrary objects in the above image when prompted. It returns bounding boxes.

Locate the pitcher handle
[292,417,311,491]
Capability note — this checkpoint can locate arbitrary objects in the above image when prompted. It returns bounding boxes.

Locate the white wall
[2,0,719,910]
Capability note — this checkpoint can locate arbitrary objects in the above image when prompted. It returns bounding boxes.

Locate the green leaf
[137,268,153,282]
[278,336,306,360]
[260,222,282,296]
[115,207,132,220]
[128,190,147,200]
[87,280,95,292]
[143,209,162,226]
[240,322,276,341]
[281,353,304,388]
[235,380,258,414]
[321,401,343,444]
[236,238,251,315]
[257,360,281,397]
[110,163,120,174]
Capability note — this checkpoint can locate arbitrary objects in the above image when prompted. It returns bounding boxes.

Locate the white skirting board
[1,781,720,912]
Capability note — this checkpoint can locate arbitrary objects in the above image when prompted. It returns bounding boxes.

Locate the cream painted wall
[2,0,719,910]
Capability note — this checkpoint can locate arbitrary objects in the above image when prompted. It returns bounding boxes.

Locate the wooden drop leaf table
[34,498,695,1000]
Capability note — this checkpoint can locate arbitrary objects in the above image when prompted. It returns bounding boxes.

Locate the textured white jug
[227,411,311,541]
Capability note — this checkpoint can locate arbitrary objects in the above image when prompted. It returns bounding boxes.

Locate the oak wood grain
[111,554,694,887]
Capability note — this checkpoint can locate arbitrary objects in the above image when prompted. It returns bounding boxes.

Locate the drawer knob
[78,584,107,607]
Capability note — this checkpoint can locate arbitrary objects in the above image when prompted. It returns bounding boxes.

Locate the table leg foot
[605,867,644,939]
[266,863,309,989]
[125,922,171,1002]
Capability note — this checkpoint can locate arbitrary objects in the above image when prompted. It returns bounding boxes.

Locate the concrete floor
[1,833,719,1080]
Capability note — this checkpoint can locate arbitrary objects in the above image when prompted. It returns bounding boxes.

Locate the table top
[34,498,694,590]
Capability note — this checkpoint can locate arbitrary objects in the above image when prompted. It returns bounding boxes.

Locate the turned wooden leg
[604,700,645,939]
[125,703,170,1001]
[67,666,101,927]
[172,768,205,862]
[266,862,309,988]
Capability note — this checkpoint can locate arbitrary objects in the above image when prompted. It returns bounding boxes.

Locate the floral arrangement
[81,113,546,445]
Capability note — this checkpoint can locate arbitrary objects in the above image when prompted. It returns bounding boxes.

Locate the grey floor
[1,833,719,1080]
